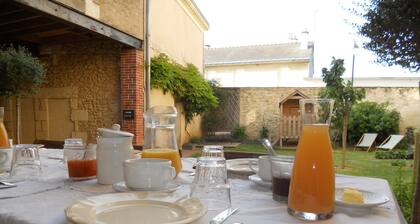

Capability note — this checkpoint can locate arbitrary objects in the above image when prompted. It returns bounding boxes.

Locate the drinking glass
[64,144,97,180]
[201,145,224,157]
[190,157,231,211]
[271,156,294,202]
[10,144,42,180]
[288,99,335,221]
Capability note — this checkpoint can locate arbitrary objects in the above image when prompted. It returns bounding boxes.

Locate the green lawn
[230,143,414,184]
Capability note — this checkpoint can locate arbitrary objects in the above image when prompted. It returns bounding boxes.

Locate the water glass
[271,156,294,202]
[201,145,224,157]
[10,144,42,180]
[190,157,231,211]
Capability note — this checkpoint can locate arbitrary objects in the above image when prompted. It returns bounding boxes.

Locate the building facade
[205,43,420,144]
[0,0,207,148]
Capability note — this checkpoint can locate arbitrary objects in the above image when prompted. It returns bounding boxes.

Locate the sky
[194,0,420,78]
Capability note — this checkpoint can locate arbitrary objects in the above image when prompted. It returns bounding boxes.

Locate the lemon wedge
[342,188,364,204]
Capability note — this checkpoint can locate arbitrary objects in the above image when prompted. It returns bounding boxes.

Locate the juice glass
[64,141,97,180]
[141,149,182,174]
[142,106,182,174]
[288,99,335,221]
[0,107,10,148]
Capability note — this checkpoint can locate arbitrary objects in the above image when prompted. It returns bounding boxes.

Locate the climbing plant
[150,54,218,123]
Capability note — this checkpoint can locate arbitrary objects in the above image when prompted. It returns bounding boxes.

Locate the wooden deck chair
[354,133,378,152]
[377,134,405,151]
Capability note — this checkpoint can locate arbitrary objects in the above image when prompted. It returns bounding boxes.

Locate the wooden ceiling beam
[0,22,62,36]
[0,15,43,26]
[0,8,24,17]
[0,16,54,31]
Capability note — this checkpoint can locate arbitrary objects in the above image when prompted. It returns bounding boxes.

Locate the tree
[319,58,365,169]
[358,0,420,71]
[0,46,46,143]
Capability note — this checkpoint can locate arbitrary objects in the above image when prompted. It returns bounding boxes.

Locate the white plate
[248,174,272,187]
[113,181,181,193]
[66,192,207,224]
[226,158,257,175]
[335,188,390,208]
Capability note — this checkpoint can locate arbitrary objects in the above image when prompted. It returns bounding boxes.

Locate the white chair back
[356,133,378,147]
[378,135,404,150]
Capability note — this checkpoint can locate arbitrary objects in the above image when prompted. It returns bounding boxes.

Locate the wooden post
[411,133,420,224]
[279,104,283,148]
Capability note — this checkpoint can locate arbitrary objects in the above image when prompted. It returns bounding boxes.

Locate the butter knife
[210,207,239,224]
[0,181,16,189]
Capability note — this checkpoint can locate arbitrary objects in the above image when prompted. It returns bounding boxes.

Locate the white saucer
[248,174,272,187]
[335,187,390,208]
[113,181,181,193]
[226,158,257,175]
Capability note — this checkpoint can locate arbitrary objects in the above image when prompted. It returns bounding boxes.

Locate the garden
[193,58,418,222]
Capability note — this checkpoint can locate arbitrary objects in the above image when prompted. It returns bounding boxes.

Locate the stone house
[205,43,420,144]
[0,0,208,148]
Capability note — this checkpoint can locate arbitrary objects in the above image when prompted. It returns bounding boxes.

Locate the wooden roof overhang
[0,0,142,49]
[279,90,308,106]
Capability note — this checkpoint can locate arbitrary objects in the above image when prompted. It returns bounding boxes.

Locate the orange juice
[288,124,335,214]
[0,123,9,148]
[0,111,9,148]
[141,149,182,174]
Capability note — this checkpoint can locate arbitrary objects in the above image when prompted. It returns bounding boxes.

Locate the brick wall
[120,48,144,146]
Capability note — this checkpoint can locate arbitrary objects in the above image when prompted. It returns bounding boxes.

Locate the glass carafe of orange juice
[142,106,182,174]
[288,99,335,221]
[0,107,10,148]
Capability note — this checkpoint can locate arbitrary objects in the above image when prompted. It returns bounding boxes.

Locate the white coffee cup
[123,158,176,189]
[0,148,13,173]
[249,155,272,181]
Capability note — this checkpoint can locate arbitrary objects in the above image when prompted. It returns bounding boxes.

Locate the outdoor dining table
[0,149,406,224]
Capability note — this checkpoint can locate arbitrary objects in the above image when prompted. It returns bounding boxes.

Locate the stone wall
[40,40,121,143]
[237,87,420,141]
[1,40,122,144]
[239,88,320,140]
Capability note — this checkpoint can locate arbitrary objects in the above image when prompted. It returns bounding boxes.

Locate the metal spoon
[261,138,277,156]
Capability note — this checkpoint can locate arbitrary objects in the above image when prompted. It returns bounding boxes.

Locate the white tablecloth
[0,149,405,224]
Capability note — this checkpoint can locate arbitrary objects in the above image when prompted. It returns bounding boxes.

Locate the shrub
[232,124,247,141]
[259,126,269,139]
[0,46,45,97]
[393,127,416,150]
[390,159,406,167]
[405,127,415,145]
[348,102,400,145]
[392,162,413,222]
[375,150,413,160]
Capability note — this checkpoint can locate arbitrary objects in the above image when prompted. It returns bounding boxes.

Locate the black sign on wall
[123,110,135,120]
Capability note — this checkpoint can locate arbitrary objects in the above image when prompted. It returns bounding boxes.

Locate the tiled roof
[205,42,311,66]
